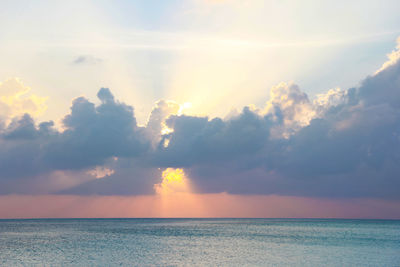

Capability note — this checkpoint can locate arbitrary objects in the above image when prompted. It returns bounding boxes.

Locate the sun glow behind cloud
[154,168,191,195]
[153,168,207,217]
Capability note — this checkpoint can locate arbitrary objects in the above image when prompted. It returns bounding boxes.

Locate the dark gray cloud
[149,51,400,198]
[45,88,149,170]
[60,158,161,195]
[1,41,400,198]
[155,107,271,167]
[0,88,149,182]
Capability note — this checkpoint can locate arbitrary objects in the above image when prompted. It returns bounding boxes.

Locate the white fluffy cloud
[376,37,400,74]
[263,82,316,138]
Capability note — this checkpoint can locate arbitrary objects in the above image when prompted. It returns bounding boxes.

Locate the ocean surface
[0,219,399,266]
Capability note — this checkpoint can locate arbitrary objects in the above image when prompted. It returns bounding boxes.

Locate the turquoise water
[0,219,399,266]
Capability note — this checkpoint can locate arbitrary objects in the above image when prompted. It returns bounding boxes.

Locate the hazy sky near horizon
[1,0,400,218]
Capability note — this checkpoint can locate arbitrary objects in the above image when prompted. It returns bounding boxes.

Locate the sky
[1,0,400,218]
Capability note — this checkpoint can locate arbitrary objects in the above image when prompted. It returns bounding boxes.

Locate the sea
[0,218,399,266]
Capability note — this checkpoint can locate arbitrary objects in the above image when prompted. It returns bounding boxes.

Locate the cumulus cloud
[263,82,316,138]
[145,100,180,147]
[45,88,149,170]
[152,38,400,198]
[313,87,348,116]
[0,78,47,125]
[155,106,271,167]
[0,88,149,186]
[1,38,400,199]
[376,36,400,74]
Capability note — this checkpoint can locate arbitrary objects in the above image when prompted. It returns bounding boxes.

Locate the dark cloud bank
[1,42,400,198]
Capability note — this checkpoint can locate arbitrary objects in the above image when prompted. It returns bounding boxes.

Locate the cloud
[155,106,271,167]
[73,55,102,65]
[1,38,400,199]
[376,36,400,74]
[0,78,47,125]
[263,82,316,138]
[145,100,181,147]
[60,158,160,195]
[45,88,149,170]
[87,166,115,179]
[151,38,400,198]
[0,88,149,185]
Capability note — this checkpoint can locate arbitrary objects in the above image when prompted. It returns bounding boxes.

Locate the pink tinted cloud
[0,193,399,219]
